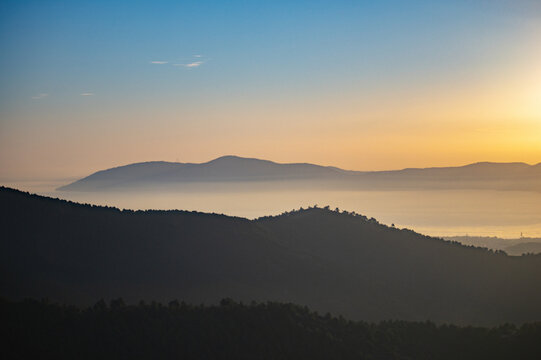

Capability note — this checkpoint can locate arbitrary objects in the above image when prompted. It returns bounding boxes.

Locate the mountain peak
[205,155,273,164]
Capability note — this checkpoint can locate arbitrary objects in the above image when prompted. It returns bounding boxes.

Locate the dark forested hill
[57,155,541,192]
[1,187,540,325]
[3,298,540,360]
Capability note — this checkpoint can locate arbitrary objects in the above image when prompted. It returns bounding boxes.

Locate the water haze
[3,179,541,239]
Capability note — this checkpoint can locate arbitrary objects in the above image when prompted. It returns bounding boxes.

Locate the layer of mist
[3,179,541,240]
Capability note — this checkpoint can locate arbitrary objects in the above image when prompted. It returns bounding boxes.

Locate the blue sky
[1,0,532,103]
[1,0,540,177]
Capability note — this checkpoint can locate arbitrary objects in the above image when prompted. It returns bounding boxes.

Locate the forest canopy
[2,297,541,360]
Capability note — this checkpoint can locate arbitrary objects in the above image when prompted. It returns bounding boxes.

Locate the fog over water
[4,179,541,239]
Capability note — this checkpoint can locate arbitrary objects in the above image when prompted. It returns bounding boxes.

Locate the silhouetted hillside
[3,298,540,360]
[504,242,541,256]
[1,187,541,325]
[57,156,541,191]
[445,236,541,255]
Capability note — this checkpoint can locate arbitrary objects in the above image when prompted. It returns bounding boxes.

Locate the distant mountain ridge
[446,236,541,256]
[58,156,348,191]
[58,156,541,191]
[1,186,541,325]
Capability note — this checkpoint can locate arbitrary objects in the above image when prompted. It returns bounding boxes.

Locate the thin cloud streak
[31,93,48,99]
[186,61,202,68]
[151,55,206,69]
[174,61,203,68]
[80,93,94,96]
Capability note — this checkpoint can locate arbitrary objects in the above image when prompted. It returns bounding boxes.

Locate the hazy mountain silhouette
[446,236,541,255]
[57,156,347,191]
[1,186,541,325]
[57,156,541,191]
[504,242,541,256]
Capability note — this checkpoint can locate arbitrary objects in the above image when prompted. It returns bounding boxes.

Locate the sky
[1,0,540,179]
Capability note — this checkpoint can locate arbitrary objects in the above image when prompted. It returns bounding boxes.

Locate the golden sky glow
[1,1,540,179]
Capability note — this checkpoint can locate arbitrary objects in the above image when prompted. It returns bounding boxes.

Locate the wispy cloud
[152,55,207,69]
[31,93,48,99]
[174,61,203,68]
[80,93,94,96]
[186,61,203,68]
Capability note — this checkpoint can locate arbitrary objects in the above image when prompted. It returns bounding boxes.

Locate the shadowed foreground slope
[2,298,540,360]
[1,187,540,325]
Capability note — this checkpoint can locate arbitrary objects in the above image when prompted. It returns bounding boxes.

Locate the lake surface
[3,179,541,238]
